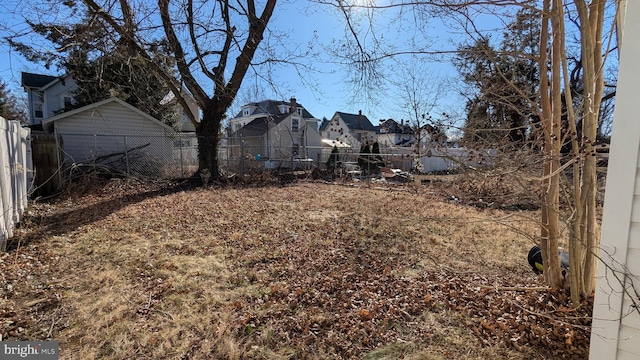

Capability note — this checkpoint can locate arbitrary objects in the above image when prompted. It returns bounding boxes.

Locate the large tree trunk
[196,101,225,183]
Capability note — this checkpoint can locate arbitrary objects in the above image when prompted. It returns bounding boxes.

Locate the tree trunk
[574,0,605,297]
[196,101,225,183]
[538,0,563,288]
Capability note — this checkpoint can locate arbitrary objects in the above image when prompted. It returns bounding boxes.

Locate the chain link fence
[55,131,199,180]
[52,132,491,181]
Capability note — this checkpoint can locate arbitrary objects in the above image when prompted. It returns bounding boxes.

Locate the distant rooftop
[233,99,316,119]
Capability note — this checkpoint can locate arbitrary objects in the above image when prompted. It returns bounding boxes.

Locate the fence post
[179,134,185,178]
[123,135,130,175]
[240,136,245,177]
[55,129,63,187]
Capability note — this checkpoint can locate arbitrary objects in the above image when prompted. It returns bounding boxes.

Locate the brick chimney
[358,110,362,127]
[290,97,297,113]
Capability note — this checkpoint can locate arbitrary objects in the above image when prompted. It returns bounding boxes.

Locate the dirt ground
[1,177,592,359]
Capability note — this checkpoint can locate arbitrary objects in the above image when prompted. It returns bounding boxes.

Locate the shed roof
[41,97,174,133]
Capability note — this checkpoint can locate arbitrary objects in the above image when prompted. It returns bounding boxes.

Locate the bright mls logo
[2,341,58,359]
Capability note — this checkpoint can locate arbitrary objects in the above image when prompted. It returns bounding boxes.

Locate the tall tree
[12,0,277,182]
[0,81,27,123]
[454,7,540,148]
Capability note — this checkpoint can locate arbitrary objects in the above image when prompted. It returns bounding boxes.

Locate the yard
[1,177,592,359]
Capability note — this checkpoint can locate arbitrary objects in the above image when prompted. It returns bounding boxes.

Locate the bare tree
[68,0,278,182]
[393,61,449,156]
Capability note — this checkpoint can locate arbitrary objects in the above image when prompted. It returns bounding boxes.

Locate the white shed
[589,1,640,359]
[41,97,194,177]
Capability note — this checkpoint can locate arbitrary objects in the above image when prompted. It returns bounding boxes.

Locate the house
[589,2,640,358]
[159,88,200,132]
[41,97,197,177]
[228,98,318,134]
[228,98,322,169]
[22,71,199,132]
[376,119,414,148]
[320,111,377,149]
[22,72,77,127]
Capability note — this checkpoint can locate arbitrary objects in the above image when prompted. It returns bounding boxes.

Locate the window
[34,103,44,119]
[173,139,191,147]
[34,93,44,119]
[291,118,299,133]
[63,95,73,109]
[297,108,302,116]
[292,143,300,156]
[243,108,250,116]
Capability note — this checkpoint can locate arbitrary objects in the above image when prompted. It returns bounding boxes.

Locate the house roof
[21,72,59,89]
[335,111,376,131]
[234,99,316,119]
[41,97,175,133]
[319,118,331,131]
[377,119,412,134]
[232,113,291,137]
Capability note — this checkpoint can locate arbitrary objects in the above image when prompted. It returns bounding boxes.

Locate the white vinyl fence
[0,118,32,249]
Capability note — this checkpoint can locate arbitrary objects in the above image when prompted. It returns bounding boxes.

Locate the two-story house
[319,111,377,149]
[228,98,322,169]
[228,98,319,133]
[22,72,77,128]
[376,119,414,148]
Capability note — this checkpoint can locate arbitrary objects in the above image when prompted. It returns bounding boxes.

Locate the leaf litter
[0,177,592,359]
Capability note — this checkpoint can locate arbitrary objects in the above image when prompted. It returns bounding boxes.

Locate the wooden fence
[0,118,32,249]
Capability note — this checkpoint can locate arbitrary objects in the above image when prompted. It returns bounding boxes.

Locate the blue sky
[0,0,509,126]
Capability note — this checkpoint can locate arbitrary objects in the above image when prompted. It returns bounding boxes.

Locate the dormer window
[243,108,250,116]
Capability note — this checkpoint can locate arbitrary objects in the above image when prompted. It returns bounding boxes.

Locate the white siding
[590,2,640,359]
[50,99,176,177]
[44,76,77,118]
[619,325,640,355]
[55,101,167,135]
[619,350,640,360]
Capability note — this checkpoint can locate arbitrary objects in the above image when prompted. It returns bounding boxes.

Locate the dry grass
[1,177,592,359]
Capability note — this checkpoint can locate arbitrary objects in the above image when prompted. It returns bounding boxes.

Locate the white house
[228,99,322,169]
[320,111,377,150]
[159,88,200,132]
[376,119,414,148]
[41,97,197,177]
[22,72,77,126]
[589,1,640,359]
[228,98,319,134]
